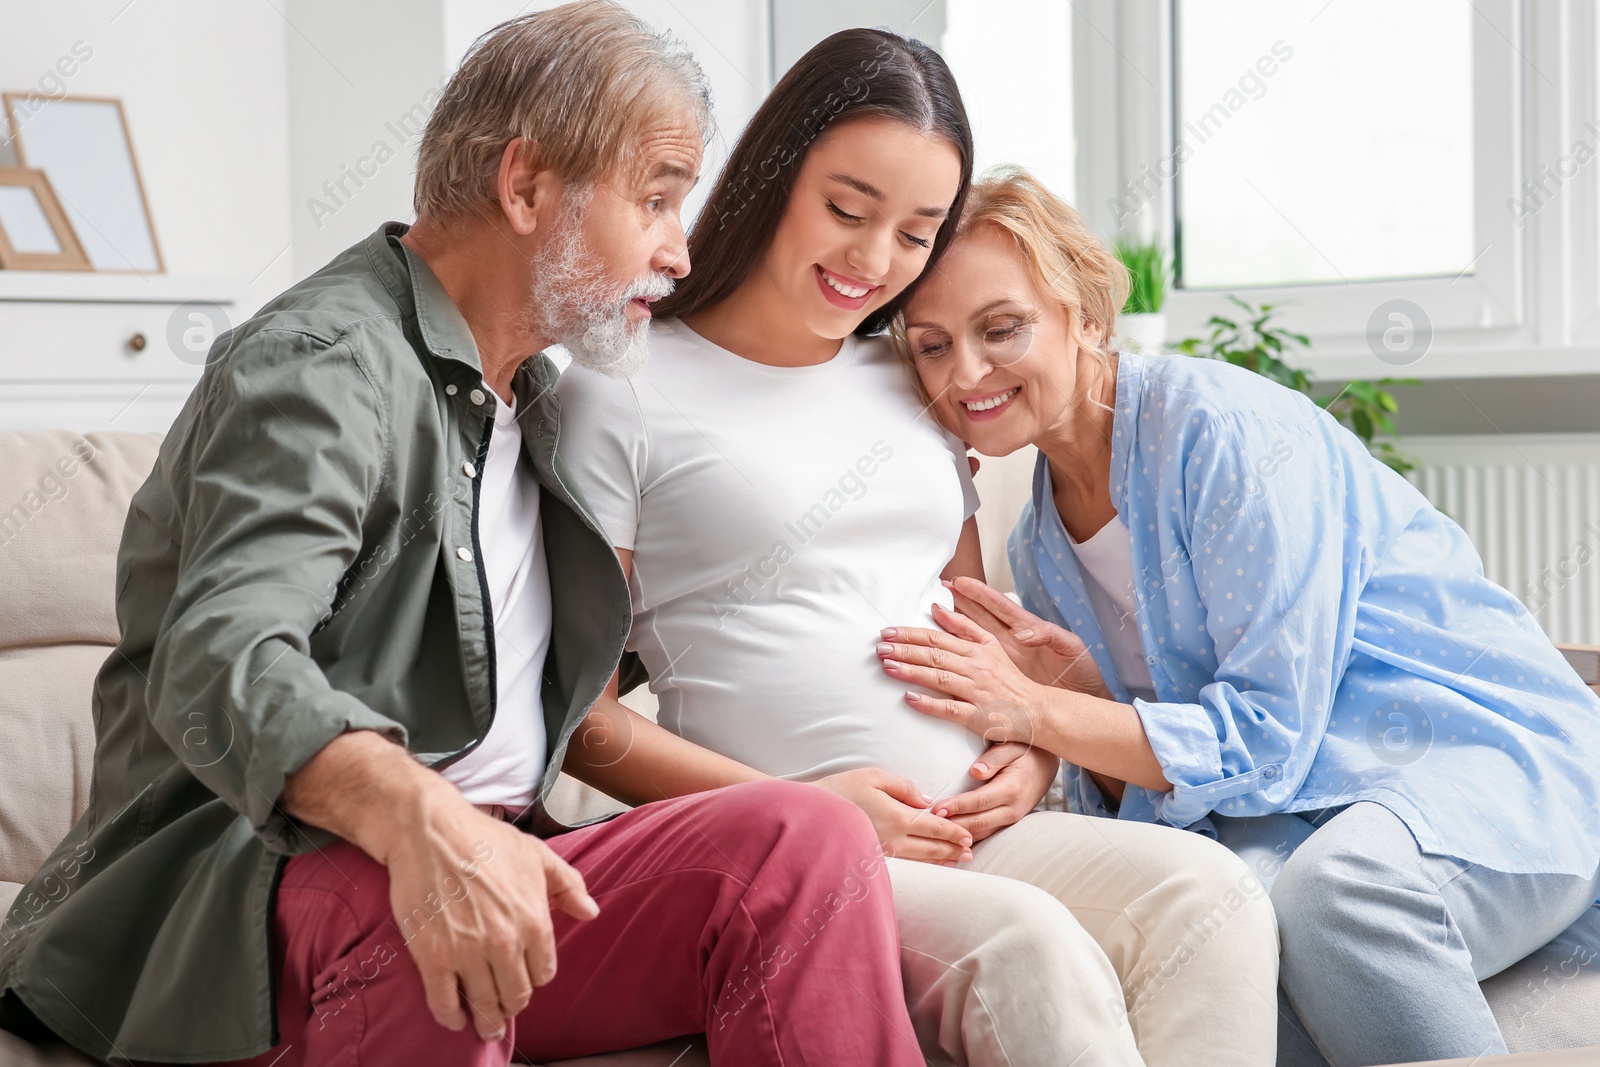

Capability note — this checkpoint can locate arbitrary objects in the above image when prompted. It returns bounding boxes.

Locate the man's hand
[280,730,599,1041]
[813,767,972,865]
[933,743,1059,844]
[383,789,599,1040]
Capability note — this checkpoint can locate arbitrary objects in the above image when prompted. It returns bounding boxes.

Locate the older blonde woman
[880,167,1600,1067]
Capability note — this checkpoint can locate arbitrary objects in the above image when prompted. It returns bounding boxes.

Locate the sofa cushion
[0,1029,100,1066]
[0,645,105,887]
[0,431,163,652]
[1487,904,1600,1053]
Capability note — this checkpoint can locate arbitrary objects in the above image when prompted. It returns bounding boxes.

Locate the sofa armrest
[1556,644,1600,696]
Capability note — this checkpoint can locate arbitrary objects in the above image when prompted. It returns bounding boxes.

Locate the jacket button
[469,388,487,405]
[456,546,474,563]
[461,460,477,478]
[445,384,458,396]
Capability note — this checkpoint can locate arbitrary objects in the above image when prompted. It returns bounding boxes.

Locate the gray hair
[414,1,711,221]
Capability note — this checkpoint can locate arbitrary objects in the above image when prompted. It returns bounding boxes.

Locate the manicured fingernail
[1016,628,1034,640]
[973,763,988,775]
[880,627,897,638]
[884,660,900,673]
[960,837,973,848]
[904,690,919,701]
[959,852,973,863]
[934,807,948,816]
[875,642,892,656]
[922,793,936,805]
[941,579,954,588]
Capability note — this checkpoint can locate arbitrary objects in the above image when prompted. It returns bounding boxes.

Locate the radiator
[1405,434,1600,646]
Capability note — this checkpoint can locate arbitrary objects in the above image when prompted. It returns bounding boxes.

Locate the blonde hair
[414,1,711,221]
[892,166,1128,391]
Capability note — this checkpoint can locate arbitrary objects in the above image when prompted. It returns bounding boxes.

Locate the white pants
[888,811,1279,1067]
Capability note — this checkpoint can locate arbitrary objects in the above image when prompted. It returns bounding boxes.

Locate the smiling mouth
[960,387,1019,414]
[815,265,880,309]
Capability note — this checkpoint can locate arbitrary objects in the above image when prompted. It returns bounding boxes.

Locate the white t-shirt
[439,390,552,806]
[1066,515,1157,702]
[556,318,985,800]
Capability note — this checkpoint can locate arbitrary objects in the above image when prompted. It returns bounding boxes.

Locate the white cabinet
[0,272,244,432]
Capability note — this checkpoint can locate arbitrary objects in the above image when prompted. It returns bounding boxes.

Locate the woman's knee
[896,861,1117,984]
[1269,811,1421,951]
[1132,829,1280,953]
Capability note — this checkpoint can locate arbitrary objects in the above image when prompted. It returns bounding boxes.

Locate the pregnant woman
[880,167,1600,1067]
[557,27,1277,1067]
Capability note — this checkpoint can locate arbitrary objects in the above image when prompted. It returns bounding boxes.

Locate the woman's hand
[877,602,1048,745]
[945,576,1113,699]
[813,767,973,866]
[933,742,1060,844]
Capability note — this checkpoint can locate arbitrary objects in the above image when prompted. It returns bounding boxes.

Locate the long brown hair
[653,27,973,337]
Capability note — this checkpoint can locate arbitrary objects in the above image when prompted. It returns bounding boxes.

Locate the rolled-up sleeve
[1134,414,1364,828]
[146,329,407,852]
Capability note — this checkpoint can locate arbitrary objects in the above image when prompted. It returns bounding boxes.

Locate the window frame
[1069,0,1600,380]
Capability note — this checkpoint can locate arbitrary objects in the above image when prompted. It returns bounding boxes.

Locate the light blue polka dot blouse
[1009,352,1600,879]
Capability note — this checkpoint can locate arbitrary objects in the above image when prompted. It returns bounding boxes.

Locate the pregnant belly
[652,603,988,800]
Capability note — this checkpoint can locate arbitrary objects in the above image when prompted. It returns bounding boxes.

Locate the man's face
[526,119,702,377]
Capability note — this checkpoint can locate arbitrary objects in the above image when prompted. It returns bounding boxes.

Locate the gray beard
[526,198,672,379]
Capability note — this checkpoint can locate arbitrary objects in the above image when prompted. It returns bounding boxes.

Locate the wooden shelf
[0,271,245,305]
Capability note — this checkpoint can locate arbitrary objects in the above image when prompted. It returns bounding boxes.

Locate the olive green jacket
[0,222,634,1062]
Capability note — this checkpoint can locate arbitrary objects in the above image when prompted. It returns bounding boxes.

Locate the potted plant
[1114,237,1171,354]
[1174,295,1420,475]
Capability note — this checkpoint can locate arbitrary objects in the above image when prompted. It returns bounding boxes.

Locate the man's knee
[712,779,880,863]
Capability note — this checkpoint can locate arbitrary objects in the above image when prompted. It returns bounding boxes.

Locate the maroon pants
[219,780,922,1066]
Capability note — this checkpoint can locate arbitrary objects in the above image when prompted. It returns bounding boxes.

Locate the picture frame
[2,93,164,273]
[0,166,90,271]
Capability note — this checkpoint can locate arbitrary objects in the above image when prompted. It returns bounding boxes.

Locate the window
[943,0,1075,203]
[772,0,1600,377]
[1063,0,1542,378]
[1173,0,1475,290]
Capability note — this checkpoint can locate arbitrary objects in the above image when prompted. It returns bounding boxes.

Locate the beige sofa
[2,428,1599,1067]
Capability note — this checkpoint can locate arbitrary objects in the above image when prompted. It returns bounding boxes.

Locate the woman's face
[760,115,961,339]
[902,226,1103,456]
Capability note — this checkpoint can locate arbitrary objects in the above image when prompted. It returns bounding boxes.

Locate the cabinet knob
[128,332,147,353]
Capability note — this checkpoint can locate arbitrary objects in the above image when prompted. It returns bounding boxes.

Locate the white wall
[1,0,768,327]
[0,0,295,318]
[770,0,945,78]
[283,0,770,285]
[943,0,1074,202]
[284,0,448,282]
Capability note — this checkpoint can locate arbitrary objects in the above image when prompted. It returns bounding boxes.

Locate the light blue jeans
[1211,801,1600,1067]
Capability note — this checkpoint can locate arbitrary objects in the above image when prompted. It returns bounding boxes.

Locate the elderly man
[0,5,922,1065]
